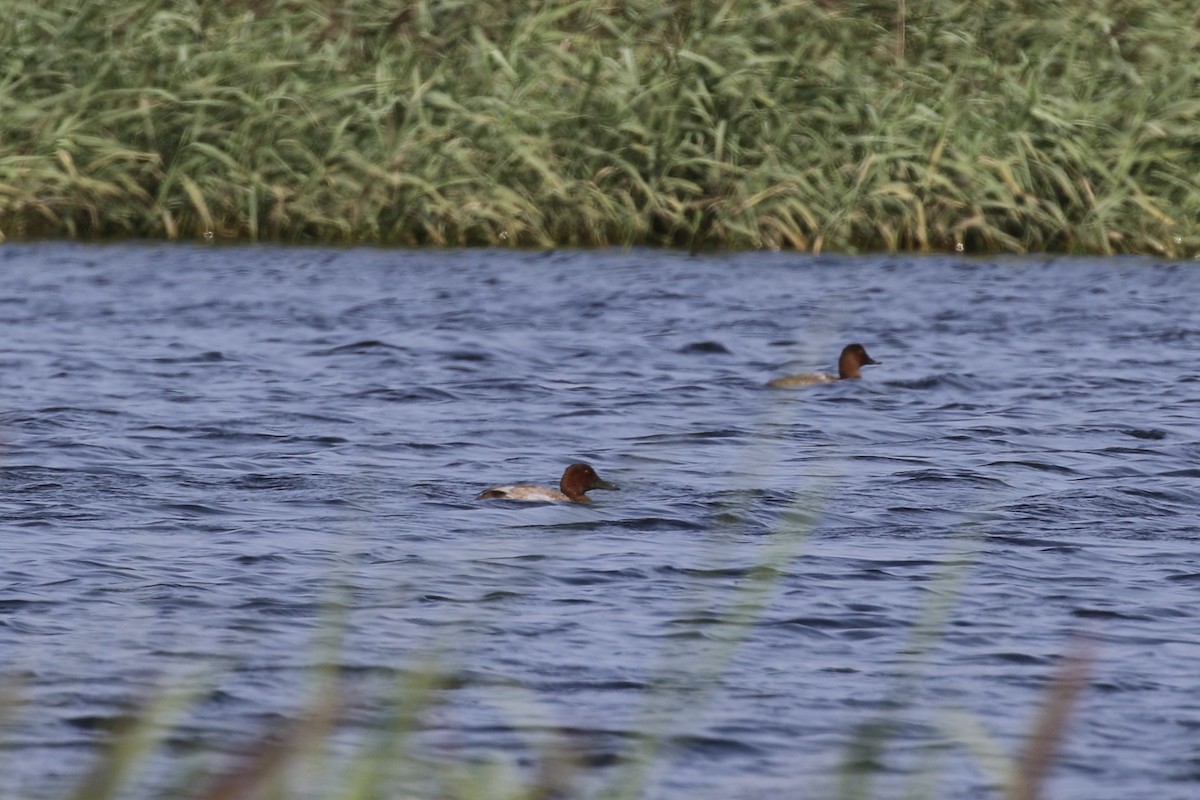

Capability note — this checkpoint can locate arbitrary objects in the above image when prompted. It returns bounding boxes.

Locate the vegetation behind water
[2,0,1198,254]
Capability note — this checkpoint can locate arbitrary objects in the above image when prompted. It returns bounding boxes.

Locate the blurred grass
[0,0,1197,254]
[3,521,1092,800]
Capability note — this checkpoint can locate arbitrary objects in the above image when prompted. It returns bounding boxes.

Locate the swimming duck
[767,343,880,388]
[476,463,619,504]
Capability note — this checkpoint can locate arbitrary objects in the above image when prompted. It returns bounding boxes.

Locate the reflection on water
[2,243,1199,798]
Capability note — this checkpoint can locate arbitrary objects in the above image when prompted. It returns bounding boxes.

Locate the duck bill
[594,478,620,491]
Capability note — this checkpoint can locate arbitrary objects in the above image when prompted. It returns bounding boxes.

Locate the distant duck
[476,463,619,504]
[767,343,880,388]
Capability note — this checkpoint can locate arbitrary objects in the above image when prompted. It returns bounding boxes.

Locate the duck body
[768,343,879,388]
[477,485,578,502]
[477,463,619,504]
[766,371,840,388]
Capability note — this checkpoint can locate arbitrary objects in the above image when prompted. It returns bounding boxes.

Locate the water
[2,243,1199,799]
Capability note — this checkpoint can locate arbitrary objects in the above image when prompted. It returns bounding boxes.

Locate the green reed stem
[0,0,1196,254]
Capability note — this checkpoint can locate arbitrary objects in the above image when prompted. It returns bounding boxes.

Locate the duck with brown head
[767,343,880,388]
[476,463,619,504]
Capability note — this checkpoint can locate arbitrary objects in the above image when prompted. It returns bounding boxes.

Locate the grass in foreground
[2,520,1093,800]
[1,0,1198,254]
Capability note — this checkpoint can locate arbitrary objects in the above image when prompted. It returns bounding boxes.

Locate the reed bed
[2,1,1198,252]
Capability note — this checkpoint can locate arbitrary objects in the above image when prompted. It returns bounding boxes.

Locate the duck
[767,343,880,388]
[476,463,619,504]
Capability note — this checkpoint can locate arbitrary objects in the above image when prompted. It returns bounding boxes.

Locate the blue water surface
[1,243,1199,799]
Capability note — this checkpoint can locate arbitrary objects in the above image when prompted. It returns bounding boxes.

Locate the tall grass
[1,0,1197,253]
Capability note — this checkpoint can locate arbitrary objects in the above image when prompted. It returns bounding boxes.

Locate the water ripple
[1,244,1199,799]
